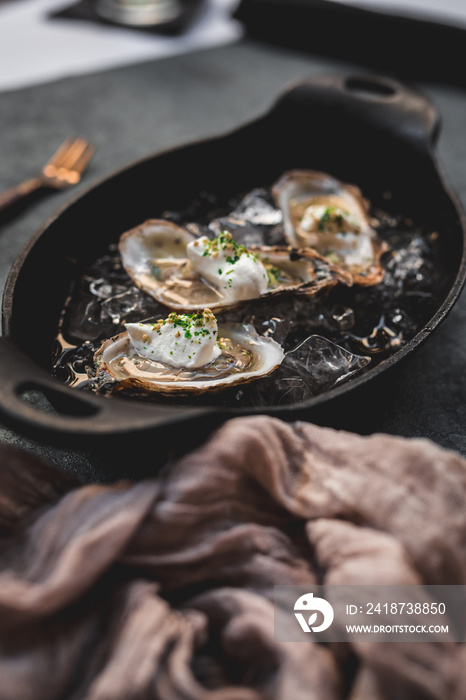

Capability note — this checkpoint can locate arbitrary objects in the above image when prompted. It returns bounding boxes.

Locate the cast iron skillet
[1,74,466,448]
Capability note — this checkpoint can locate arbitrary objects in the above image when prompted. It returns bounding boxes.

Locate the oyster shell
[92,321,285,396]
[119,220,340,312]
[272,170,386,286]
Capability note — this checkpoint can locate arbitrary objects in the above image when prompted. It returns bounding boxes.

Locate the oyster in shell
[119,221,340,312]
[272,170,386,286]
[92,309,285,397]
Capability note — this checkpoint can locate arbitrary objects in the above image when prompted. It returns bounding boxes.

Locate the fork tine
[69,143,96,175]
[57,138,90,170]
[46,137,79,169]
[42,137,95,184]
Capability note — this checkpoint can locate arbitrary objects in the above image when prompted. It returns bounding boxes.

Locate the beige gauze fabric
[0,416,465,700]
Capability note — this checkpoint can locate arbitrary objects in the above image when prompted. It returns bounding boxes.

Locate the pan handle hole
[16,382,99,418]
[345,77,396,99]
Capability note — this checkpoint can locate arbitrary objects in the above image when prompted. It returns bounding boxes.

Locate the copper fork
[0,137,96,214]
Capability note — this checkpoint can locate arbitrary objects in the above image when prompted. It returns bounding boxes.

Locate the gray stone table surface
[1,39,466,480]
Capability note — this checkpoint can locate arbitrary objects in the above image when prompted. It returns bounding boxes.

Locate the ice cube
[231,188,283,226]
[101,288,160,325]
[236,335,370,407]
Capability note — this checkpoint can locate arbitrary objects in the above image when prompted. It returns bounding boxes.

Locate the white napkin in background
[331,0,466,28]
[0,0,242,93]
[0,0,465,94]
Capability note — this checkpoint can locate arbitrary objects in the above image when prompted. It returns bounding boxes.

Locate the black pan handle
[273,74,440,152]
[0,336,214,444]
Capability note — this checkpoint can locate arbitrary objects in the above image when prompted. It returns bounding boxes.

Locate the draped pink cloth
[0,416,465,699]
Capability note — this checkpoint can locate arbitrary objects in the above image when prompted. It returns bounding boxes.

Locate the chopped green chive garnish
[317,207,350,232]
[201,231,259,265]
